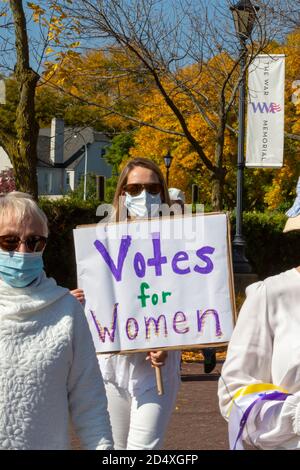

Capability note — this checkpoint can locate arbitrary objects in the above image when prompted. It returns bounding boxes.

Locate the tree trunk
[211,171,224,211]
[13,69,39,198]
[211,125,226,211]
[10,0,39,199]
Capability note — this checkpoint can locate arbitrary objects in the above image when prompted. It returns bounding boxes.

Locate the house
[0,118,112,196]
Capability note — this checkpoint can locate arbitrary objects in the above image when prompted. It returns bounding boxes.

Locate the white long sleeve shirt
[0,272,113,450]
[218,268,300,450]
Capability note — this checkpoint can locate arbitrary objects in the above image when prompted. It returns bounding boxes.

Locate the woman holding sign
[74,158,181,450]
[218,178,300,450]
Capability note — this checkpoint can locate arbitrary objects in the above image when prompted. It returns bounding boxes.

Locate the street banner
[246,54,285,168]
[73,213,235,354]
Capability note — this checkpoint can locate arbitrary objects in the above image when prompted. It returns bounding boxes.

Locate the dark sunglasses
[0,235,47,253]
[123,183,162,197]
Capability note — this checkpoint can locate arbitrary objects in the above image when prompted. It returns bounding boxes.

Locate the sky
[0,0,247,75]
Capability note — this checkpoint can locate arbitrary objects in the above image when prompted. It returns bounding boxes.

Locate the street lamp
[230,0,259,42]
[74,132,88,201]
[230,0,259,274]
[163,151,173,187]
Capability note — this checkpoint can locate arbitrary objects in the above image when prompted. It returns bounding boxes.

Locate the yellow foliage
[262,29,300,209]
[127,60,236,203]
[41,29,299,209]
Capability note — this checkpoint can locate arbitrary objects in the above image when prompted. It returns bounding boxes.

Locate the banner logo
[250,102,282,113]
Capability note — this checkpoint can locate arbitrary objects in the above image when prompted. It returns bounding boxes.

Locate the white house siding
[0,135,112,196]
[38,167,65,195]
[74,142,111,185]
[66,170,75,191]
[0,147,12,172]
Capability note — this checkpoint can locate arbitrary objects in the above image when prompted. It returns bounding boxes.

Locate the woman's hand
[146,350,168,368]
[70,288,85,305]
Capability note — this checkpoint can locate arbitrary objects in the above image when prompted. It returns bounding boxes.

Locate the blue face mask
[0,250,44,288]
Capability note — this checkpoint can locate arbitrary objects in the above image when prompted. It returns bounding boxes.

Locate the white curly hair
[0,192,48,236]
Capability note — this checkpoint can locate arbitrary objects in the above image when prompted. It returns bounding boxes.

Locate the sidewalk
[163,361,228,450]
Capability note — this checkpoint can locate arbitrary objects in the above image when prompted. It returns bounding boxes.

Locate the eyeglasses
[0,235,47,253]
[123,183,162,197]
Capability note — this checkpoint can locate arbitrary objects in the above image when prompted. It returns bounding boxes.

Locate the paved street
[163,361,228,450]
[71,361,229,450]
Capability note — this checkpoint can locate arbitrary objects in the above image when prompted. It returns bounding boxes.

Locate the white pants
[104,378,180,450]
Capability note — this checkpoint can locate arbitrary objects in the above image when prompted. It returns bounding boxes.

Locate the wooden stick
[155,366,164,395]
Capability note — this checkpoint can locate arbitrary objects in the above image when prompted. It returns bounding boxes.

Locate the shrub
[39,200,300,289]
[0,168,16,193]
[39,197,100,289]
[231,211,300,279]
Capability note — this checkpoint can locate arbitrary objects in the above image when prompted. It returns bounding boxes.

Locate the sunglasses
[0,235,47,253]
[123,183,162,197]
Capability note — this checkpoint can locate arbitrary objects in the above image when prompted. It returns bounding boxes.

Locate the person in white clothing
[218,186,300,450]
[0,192,113,450]
[168,187,217,374]
[73,158,181,450]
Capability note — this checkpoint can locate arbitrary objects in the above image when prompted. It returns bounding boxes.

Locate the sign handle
[155,366,164,395]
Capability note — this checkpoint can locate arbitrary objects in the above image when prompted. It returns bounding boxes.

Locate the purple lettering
[94,235,131,281]
[172,251,191,275]
[197,309,222,337]
[134,252,146,278]
[173,311,189,334]
[90,304,118,343]
[144,314,168,339]
[147,232,167,276]
[126,318,139,340]
[194,246,215,274]
[251,102,270,113]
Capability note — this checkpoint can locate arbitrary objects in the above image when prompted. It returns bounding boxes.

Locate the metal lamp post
[230,0,259,274]
[74,132,88,201]
[163,151,173,187]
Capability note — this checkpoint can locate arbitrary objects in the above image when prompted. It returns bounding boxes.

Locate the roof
[37,126,110,168]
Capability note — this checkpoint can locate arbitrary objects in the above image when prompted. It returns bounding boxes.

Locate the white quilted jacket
[0,272,113,450]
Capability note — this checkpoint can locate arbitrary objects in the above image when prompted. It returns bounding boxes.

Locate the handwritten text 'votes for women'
[73,214,234,352]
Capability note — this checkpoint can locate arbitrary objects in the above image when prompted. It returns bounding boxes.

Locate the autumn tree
[43,47,148,133]
[52,0,284,210]
[262,28,300,210]
[130,28,300,210]
[0,1,40,197]
[257,0,300,32]
[0,1,77,198]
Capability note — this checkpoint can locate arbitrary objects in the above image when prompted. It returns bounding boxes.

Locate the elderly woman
[218,177,300,450]
[0,191,113,450]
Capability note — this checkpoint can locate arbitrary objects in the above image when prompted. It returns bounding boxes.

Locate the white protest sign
[73,213,235,353]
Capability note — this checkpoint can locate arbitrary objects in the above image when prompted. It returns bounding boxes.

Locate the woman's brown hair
[113,158,171,221]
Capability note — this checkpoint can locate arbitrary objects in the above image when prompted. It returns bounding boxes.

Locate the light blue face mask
[124,190,162,218]
[0,250,44,288]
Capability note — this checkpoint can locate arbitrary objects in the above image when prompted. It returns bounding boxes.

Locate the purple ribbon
[233,391,291,450]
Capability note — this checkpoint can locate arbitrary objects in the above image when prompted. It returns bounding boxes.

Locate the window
[43,172,51,193]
